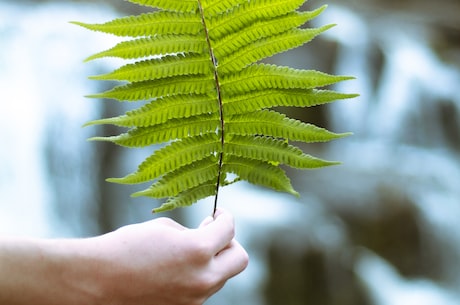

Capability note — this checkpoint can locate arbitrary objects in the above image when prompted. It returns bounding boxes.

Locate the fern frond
[79,0,357,213]
[213,11,323,59]
[87,75,215,101]
[108,134,220,184]
[128,0,198,12]
[226,110,350,143]
[226,135,340,169]
[85,35,207,61]
[154,182,217,213]
[90,54,212,82]
[218,26,334,73]
[200,0,249,16]
[89,114,220,147]
[85,94,218,127]
[71,11,202,37]
[207,0,306,39]
[223,89,358,115]
[132,156,219,198]
[221,64,354,97]
[223,156,299,196]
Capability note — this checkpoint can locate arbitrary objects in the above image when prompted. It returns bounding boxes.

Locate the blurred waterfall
[0,1,106,236]
[0,1,153,237]
[308,3,460,304]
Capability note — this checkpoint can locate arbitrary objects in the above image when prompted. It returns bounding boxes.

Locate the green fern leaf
[87,75,215,101]
[85,35,207,61]
[213,11,321,58]
[221,64,354,96]
[90,114,220,147]
[108,134,220,184]
[154,182,217,213]
[128,0,198,12]
[70,11,202,37]
[226,110,350,143]
[207,0,306,39]
[223,156,299,196]
[132,156,219,198]
[225,135,340,169]
[76,0,357,213]
[90,54,212,82]
[223,89,358,115]
[85,94,218,127]
[201,0,249,16]
[217,26,335,73]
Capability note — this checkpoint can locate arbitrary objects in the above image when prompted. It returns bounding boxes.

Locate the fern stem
[197,0,225,218]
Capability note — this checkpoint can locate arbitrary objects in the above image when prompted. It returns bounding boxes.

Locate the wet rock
[264,230,372,305]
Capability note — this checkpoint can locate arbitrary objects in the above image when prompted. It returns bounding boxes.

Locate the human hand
[92,208,249,305]
[0,209,247,305]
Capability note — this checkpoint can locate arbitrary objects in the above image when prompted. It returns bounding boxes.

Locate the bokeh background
[1,0,459,304]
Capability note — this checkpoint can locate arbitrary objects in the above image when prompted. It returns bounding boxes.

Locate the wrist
[43,237,109,305]
[72,233,133,305]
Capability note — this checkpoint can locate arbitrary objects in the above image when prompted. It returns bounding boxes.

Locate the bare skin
[0,209,248,305]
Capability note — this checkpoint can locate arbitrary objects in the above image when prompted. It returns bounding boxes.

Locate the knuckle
[193,272,221,294]
[232,241,250,270]
[241,248,250,268]
[191,239,213,260]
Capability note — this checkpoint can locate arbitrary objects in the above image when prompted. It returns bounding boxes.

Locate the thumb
[198,216,214,228]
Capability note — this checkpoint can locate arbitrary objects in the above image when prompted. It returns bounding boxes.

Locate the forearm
[0,236,105,305]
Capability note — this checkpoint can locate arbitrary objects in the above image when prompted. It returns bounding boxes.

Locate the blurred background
[1,0,459,304]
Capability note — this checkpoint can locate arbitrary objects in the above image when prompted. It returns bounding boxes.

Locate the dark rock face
[265,240,372,305]
[262,182,452,305]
